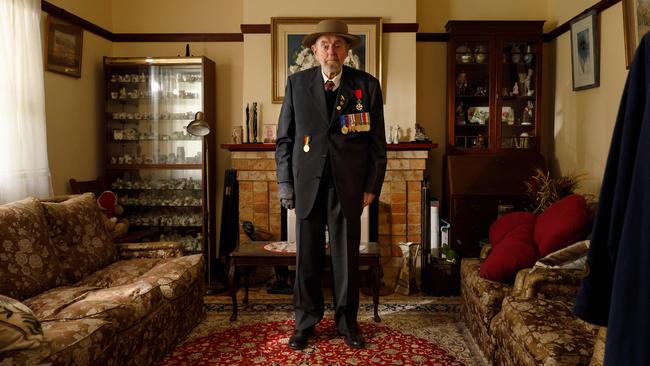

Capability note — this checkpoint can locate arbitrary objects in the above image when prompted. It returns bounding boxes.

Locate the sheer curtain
[0,0,53,203]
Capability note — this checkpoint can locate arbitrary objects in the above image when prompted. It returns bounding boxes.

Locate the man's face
[311,35,349,75]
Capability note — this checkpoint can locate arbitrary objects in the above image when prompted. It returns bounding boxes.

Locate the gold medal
[303,134,311,152]
[336,105,341,111]
[341,125,349,134]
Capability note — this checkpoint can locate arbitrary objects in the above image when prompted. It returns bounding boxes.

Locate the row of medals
[341,99,368,134]
[341,122,370,134]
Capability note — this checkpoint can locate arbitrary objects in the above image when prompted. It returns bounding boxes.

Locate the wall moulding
[42,0,621,44]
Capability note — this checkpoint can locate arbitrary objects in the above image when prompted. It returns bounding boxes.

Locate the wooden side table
[228,241,382,322]
[427,258,460,296]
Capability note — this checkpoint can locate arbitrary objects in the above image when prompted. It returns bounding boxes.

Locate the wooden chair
[69,177,107,198]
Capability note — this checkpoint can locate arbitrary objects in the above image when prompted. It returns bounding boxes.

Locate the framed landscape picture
[45,15,83,78]
[570,10,600,91]
[271,17,382,103]
[623,0,650,68]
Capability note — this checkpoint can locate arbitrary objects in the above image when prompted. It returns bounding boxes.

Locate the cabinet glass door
[452,40,491,151]
[498,41,539,150]
[105,58,207,253]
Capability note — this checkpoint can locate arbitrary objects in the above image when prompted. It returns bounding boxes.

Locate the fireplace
[221,142,437,269]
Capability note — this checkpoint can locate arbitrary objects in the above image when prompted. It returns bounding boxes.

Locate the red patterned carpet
[158,301,485,366]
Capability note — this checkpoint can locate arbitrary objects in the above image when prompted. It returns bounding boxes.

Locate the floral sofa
[461,258,603,365]
[0,193,205,365]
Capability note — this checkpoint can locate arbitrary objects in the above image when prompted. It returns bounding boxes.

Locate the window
[0,0,52,203]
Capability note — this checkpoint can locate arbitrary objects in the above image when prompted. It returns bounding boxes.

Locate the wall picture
[271,17,381,103]
[623,0,650,68]
[45,15,83,78]
[570,10,599,91]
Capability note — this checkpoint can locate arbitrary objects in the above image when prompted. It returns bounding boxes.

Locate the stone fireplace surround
[221,142,436,273]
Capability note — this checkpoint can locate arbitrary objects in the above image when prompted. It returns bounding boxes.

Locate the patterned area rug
[158,299,487,365]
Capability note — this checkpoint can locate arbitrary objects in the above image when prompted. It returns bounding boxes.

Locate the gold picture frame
[271,17,382,103]
[623,0,650,68]
[45,15,83,78]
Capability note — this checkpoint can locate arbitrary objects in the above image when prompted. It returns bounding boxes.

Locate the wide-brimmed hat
[302,19,361,49]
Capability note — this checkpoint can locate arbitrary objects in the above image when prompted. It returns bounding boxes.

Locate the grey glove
[278,182,295,210]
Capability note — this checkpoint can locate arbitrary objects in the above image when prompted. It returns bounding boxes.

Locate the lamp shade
[186,111,210,136]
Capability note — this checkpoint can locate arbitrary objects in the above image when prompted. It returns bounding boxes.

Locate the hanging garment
[574,34,650,365]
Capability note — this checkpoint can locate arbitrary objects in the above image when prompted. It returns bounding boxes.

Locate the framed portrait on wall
[271,17,382,103]
[45,15,83,78]
[623,0,650,68]
[570,10,600,91]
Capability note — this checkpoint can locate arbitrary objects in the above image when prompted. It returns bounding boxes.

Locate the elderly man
[275,19,387,350]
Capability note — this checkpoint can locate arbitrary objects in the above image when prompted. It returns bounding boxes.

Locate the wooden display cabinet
[443,21,546,258]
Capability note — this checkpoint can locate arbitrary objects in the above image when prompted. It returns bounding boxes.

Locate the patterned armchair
[461,257,604,365]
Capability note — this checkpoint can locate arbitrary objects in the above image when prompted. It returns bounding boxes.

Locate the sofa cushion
[0,197,66,299]
[75,258,164,288]
[23,286,101,320]
[0,295,43,352]
[0,318,115,366]
[489,212,536,248]
[42,193,118,283]
[492,297,597,365]
[139,254,204,299]
[480,223,540,283]
[534,194,591,257]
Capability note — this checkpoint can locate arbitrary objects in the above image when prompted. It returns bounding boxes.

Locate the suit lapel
[307,67,330,126]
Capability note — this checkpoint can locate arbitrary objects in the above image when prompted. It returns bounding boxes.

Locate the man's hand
[362,192,375,208]
[278,182,295,210]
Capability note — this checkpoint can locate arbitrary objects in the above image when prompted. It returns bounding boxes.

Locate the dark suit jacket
[276,65,387,220]
[573,34,650,365]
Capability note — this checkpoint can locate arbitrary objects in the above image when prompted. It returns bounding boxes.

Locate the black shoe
[340,329,365,349]
[288,327,314,350]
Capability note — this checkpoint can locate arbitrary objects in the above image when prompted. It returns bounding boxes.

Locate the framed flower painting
[271,17,382,103]
[623,0,650,68]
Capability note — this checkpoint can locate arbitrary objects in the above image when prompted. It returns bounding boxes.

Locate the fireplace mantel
[221,142,438,152]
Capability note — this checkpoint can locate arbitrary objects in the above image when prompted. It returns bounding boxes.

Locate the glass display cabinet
[103,56,216,256]
[446,21,544,154]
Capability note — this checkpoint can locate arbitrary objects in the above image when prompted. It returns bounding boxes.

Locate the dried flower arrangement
[525,169,586,213]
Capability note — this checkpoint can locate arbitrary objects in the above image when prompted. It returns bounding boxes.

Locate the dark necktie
[324,80,335,91]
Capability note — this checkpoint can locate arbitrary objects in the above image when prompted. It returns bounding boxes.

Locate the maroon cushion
[489,212,536,247]
[480,222,540,282]
[534,194,591,257]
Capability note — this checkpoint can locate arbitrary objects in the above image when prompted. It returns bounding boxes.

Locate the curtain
[0,0,53,203]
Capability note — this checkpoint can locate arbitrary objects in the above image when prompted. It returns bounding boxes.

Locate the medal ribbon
[304,135,311,146]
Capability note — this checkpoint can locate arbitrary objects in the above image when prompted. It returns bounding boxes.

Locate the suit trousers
[294,172,361,335]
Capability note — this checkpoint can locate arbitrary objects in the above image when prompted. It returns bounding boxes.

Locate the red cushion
[480,222,540,282]
[489,212,536,247]
[534,194,591,257]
